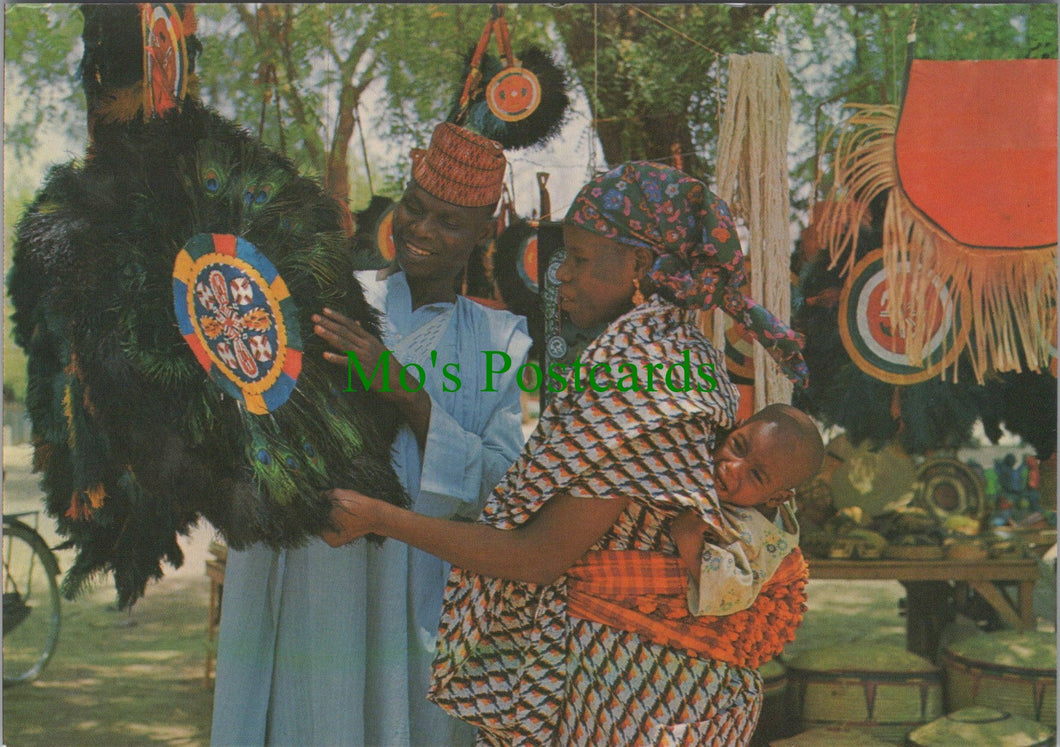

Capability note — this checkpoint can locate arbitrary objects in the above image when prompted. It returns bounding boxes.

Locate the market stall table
[807,557,1040,660]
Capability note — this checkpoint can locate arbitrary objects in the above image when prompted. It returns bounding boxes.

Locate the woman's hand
[670,510,707,576]
[321,488,384,547]
[313,307,416,399]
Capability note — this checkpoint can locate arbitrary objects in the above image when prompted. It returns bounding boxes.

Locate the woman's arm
[323,488,630,586]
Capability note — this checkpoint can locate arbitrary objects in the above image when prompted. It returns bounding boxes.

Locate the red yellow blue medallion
[141,3,191,119]
[173,233,302,414]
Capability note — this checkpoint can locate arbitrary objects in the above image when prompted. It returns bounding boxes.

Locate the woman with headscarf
[325,161,810,745]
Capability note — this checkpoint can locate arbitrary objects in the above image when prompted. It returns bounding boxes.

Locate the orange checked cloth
[566,546,809,670]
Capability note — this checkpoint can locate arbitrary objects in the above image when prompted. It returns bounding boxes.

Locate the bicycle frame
[2,511,62,686]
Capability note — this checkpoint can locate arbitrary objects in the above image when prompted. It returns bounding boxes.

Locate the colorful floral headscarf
[565,161,809,387]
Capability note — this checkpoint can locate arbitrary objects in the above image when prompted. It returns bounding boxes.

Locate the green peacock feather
[184,137,242,233]
[243,415,302,506]
[237,142,291,229]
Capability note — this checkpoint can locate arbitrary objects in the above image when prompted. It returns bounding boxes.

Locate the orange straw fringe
[819,104,1057,382]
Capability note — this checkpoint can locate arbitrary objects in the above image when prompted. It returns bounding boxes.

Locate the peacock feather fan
[8,4,405,608]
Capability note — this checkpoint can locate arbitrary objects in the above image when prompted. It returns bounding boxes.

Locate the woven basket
[785,642,943,742]
[942,631,1056,726]
[907,706,1056,746]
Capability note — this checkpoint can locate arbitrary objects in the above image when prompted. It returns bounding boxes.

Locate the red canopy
[895,59,1057,250]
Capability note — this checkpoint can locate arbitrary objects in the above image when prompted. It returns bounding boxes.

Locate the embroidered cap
[411,122,507,208]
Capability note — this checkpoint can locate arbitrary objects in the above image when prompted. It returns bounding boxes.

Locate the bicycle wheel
[3,519,61,686]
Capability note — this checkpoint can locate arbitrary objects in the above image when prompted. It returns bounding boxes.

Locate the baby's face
[713,421,806,508]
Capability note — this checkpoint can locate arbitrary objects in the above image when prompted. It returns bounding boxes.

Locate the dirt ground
[2,440,1055,746]
[2,444,218,745]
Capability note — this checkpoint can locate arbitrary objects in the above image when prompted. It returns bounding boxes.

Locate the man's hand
[313,307,419,398]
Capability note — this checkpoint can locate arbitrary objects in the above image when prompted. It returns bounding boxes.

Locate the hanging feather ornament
[350,195,396,271]
[792,201,1053,458]
[8,3,405,608]
[492,218,544,357]
[446,4,569,150]
[799,62,1058,458]
[819,62,1057,382]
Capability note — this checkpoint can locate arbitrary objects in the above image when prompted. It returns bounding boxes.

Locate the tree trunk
[596,112,705,180]
[326,83,359,202]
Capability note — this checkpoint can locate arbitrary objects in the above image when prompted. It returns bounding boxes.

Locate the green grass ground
[3,445,216,745]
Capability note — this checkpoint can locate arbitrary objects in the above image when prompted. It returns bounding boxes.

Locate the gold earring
[632,278,645,305]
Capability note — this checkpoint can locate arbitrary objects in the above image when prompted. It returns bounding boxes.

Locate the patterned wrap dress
[429,298,765,746]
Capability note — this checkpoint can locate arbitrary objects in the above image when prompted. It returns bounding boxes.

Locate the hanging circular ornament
[374,203,397,263]
[173,233,302,415]
[141,3,190,119]
[486,66,542,123]
[913,458,986,521]
[838,249,970,385]
[546,335,568,360]
[516,232,539,294]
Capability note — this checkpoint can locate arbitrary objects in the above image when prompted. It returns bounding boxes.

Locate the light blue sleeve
[417,313,532,520]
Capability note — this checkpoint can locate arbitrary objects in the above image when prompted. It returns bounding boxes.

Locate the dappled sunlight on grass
[786,580,908,658]
[119,721,203,743]
[2,522,215,746]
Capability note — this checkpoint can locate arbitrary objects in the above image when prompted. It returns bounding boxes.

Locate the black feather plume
[9,6,405,608]
[793,217,1056,458]
[350,195,395,271]
[492,219,544,359]
[447,45,570,150]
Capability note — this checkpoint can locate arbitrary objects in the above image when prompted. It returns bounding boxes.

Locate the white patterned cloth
[688,500,798,616]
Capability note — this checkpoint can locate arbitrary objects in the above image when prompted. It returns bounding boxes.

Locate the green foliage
[4,184,36,401]
[197,5,378,171]
[550,4,773,178]
[192,4,562,198]
[1026,3,1060,59]
[917,3,1058,61]
[4,4,85,164]
[4,4,1056,235]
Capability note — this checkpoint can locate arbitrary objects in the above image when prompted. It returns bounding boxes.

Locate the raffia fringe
[716,53,794,406]
[820,104,1057,383]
